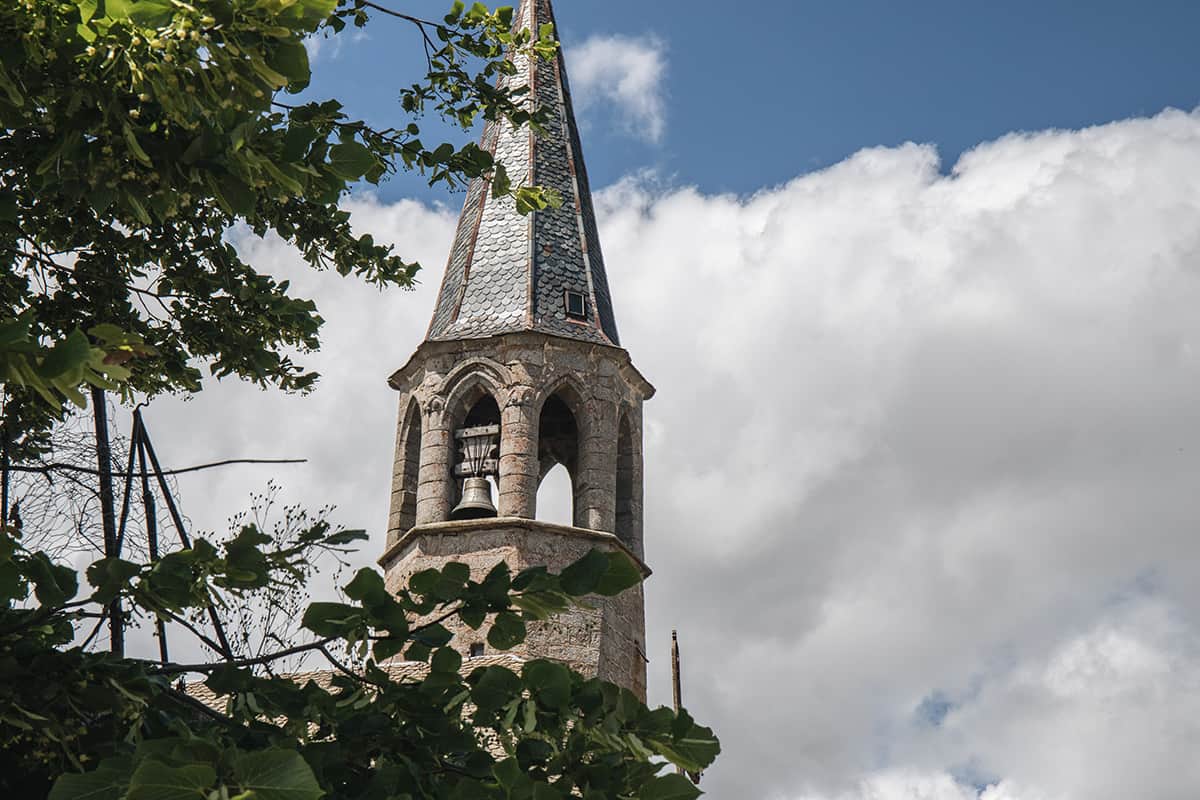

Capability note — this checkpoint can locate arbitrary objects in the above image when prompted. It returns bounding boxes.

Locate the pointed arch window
[537,391,581,525]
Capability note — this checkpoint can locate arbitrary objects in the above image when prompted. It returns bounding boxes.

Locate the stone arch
[535,378,589,527]
[440,373,504,521]
[442,364,507,424]
[615,408,635,549]
[394,397,422,535]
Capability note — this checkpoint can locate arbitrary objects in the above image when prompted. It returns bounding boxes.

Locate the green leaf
[232,750,324,800]
[26,552,78,606]
[430,645,463,674]
[409,568,440,597]
[269,40,311,88]
[593,551,643,596]
[344,568,388,606]
[286,0,336,30]
[637,774,702,800]
[39,329,91,380]
[86,557,141,604]
[486,610,525,651]
[125,760,215,800]
[328,141,376,181]
[212,174,257,217]
[469,665,521,712]
[0,64,22,107]
[302,602,363,637]
[373,636,405,662]
[652,726,722,775]
[48,761,131,800]
[105,0,174,25]
[122,123,153,166]
[522,659,571,709]
[323,529,368,546]
[481,561,511,604]
[490,163,511,199]
[558,548,608,596]
[76,0,98,23]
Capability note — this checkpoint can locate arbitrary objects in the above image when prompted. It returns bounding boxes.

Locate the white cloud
[303,29,366,64]
[127,107,1200,798]
[569,34,668,143]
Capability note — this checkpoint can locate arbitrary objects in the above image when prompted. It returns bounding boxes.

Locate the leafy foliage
[0,520,719,798]
[0,3,708,798]
[0,0,560,424]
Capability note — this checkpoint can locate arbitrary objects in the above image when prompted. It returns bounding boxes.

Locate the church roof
[425,0,621,347]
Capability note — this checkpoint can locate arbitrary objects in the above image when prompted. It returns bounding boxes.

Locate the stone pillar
[415,396,452,525]
[629,404,646,560]
[575,399,617,532]
[386,395,408,547]
[498,385,538,518]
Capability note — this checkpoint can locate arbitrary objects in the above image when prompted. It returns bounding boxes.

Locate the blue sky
[303,0,1200,202]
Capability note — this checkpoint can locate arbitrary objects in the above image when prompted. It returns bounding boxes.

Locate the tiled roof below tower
[425,0,621,347]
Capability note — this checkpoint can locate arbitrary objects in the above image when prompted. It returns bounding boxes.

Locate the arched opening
[616,411,635,547]
[448,390,501,520]
[395,400,422,534]
[537,392,579,524]
[536,463,573,526]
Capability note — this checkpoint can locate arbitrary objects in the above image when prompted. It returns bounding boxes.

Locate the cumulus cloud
[133,108,1200,798]
[569,34,668,143]
[597,108,1200,800]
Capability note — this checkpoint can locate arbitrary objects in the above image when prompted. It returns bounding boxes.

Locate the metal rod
[671,629,682,714]
[135,421,169,664]
[114,413,140,557]
[92,387,123,656]
[136,410,235,661]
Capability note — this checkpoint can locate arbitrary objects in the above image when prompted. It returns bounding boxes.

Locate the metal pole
[671,629,682,713]
[136,410,234,660]
[134,418,169,664]
[92,387,123,655]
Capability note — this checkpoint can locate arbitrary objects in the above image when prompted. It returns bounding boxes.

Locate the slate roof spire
[425,0,620,346]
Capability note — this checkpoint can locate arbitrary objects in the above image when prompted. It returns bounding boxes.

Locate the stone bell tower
[378,0,653,698]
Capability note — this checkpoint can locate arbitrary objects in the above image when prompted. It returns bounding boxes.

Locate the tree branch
[155,636,335,675]
[5,457,306,479]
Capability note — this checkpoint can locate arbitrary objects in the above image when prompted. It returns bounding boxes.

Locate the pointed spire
[425,0,620,346]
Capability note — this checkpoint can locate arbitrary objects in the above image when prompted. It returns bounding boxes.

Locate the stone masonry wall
[380,518,648,698]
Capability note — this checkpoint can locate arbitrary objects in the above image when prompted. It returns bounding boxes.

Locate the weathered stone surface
[380,519,648,698]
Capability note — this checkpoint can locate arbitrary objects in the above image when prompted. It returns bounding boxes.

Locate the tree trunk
[91,386,123,655]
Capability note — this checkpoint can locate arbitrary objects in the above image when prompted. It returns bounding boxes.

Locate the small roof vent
[564,290,587,320]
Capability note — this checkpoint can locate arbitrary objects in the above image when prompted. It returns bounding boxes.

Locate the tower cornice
[387,332,656,401]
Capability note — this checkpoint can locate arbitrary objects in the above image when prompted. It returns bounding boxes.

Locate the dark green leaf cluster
[0,0,561,437]
[0,515,718,799]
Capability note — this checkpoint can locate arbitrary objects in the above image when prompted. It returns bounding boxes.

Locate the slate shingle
[425,0,620,347]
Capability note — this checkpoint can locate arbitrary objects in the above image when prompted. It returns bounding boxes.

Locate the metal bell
[450,476,497,520]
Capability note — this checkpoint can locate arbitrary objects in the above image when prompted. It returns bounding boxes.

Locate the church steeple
[381,0,652,699]
[426,0,620,346]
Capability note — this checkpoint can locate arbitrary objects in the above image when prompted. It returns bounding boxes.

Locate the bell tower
[379,0,653,697]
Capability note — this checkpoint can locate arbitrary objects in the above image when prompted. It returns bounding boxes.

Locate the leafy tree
[1,522,720,798]
[0,0,565,655]
[0,3,715,797]
[0,0,559,408]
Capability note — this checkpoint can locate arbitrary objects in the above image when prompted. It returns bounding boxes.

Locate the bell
[450,476,497,520]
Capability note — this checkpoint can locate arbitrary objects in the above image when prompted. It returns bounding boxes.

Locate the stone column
[628,404,646,560]
[498,385,538,518]
[415,396,452,525]
[575,399,617,532]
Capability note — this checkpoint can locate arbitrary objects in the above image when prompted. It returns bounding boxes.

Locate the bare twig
[5,457,307,479]
[155,636,336,675]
